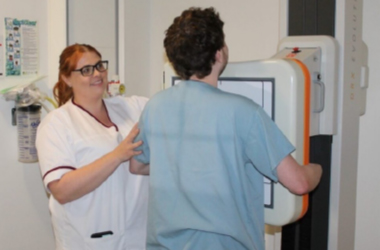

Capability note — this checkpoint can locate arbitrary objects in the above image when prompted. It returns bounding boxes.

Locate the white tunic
[36,96,149,250]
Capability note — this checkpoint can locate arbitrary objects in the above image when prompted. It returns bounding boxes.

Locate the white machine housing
[274,35,339,135]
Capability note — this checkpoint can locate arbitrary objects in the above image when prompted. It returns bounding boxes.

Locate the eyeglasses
[72,60,108,76]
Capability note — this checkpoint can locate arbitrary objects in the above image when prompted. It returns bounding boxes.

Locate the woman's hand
[49,124,144,204]
[113,123,143,163]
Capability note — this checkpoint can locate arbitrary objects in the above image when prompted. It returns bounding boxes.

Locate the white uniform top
[36,96,149,250]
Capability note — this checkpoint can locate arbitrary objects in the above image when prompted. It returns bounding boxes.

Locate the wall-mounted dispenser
[16,104,41,163]
[1,80,57,163]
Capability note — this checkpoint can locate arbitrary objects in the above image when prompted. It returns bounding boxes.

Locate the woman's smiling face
[64,51,108,104]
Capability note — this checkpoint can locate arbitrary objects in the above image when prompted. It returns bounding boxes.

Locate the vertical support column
[330,0,364,250]
[285,1,366,250]
[282,136,332,250]
[288,0,335,36]
[282,1,336,250]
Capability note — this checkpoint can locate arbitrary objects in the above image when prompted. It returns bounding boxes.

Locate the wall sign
[5,18,38,76]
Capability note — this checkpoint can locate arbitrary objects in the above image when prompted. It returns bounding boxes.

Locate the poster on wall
[4,18,38,76]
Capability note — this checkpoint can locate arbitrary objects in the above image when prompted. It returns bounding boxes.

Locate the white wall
[0,0,65,249]
[355,0,380,249]
[123,0,282,97]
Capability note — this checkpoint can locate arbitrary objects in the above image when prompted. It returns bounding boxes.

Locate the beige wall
[123,0,283,97]
[355,0,380,249]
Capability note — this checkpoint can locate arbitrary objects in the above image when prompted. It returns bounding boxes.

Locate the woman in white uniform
[36,44,148,250]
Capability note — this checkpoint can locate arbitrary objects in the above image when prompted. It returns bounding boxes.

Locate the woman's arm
[49,124,142,204]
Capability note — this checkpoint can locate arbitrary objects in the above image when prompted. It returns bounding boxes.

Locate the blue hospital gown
[134,80,295,250]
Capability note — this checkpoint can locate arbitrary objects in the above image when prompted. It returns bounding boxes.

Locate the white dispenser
[16,104,41,163]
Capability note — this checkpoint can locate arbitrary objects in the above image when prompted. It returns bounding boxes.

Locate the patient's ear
[215,49,223,63]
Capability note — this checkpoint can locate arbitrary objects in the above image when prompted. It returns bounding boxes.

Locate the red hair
[53,44,102,107]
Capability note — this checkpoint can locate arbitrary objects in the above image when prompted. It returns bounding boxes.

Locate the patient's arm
[129,157,150,175]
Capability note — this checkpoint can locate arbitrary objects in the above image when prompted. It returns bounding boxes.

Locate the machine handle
[313,73,325,113]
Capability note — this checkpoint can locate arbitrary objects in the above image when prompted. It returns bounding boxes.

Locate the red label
[286,53,296,58]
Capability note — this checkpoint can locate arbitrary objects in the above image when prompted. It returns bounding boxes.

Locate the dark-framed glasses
[73,60,108,76]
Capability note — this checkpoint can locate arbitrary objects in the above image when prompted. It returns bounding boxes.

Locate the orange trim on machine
[289,58,311,219]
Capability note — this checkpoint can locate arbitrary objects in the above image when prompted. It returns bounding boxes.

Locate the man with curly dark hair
[164,7,226,80]
[131,7,322,250]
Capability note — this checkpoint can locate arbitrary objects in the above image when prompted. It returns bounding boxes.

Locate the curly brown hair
[164,7,225,80]
[53,44,102,107]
